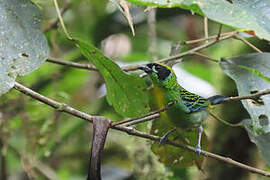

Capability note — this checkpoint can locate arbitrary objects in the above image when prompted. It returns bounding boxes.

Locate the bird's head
[139,63,177,89]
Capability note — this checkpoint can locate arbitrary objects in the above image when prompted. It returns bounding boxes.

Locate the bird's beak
[138,65,152,73]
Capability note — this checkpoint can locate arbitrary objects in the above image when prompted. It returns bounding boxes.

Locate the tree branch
[47,57,98,71]
[12,82,270,177]
[220,88,270,104]
[46,31,237,72]
[234,34,263,53]
[112,101,174,126]
[183,31,236,45]
[204,17,209,43]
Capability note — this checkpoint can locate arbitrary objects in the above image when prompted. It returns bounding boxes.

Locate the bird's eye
[155,66,161,71]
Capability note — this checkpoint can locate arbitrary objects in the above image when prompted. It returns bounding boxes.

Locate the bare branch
[234,34,263,53]
[47,57,98,71]
[12,82,270,177]
[209,111,242,127]
[204,17,209,43]
[216,24,223,40]
[46,31,237,72]
[114,125,270,177]
[191,52,219,63]
[184,31,237,45]
[157,31,237,64]
[147,7,157,61]
[112,101,174,126]
[221,89,270,103]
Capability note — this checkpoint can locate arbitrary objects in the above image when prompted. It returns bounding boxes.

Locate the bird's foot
[195,144,201,155]
[159,127,177,145]
[160,135,169,145]
[195,125,203,155]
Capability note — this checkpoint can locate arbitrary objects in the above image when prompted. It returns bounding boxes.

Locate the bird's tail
[207,95,226,105]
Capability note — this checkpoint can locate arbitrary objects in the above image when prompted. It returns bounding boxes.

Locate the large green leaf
[126,0,270,41]
[150,117,207,168]
[220,53,270,165]
[0,0,49,95]
[76,40,149,117]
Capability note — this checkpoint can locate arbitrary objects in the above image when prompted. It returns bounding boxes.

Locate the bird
[138,63,225,154]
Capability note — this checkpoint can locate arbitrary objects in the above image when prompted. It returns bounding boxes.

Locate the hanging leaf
[76,40,149,117]
[150,117,207,168]
[0,0,49,96]
[220,53,270,165]
[126,0,270,41]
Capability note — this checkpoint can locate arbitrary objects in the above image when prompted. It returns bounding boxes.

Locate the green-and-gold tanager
[139,63,224,153]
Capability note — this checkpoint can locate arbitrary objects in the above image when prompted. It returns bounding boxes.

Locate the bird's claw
[160,134,169,145]
[159,127,177,145]
[195,145,201,155]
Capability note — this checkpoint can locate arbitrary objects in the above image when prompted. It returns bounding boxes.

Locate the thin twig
[158,31,237,64]
[234,35,263,53]
[12,82,270,177]
[209,111,242,127]
[221,89,270,103]
[184,31,237,45]
[204,17,209,43]
[216,24,223,40]
[147,7,157,61]
[46,57,139,72]
[43,1,72,33]
[191,52,219,63]
[125,113,160,126]
[47,57,98,71]
[46,32,237,72]
[112,101,174,126]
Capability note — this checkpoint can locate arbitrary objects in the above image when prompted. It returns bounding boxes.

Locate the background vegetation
[1,0,270,179]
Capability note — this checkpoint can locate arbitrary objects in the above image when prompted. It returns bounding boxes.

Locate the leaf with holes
[76,40,149,117]
[220,53,270,165]
[126,0,270,41]
[150,117,208,168]
[0,0,49,95]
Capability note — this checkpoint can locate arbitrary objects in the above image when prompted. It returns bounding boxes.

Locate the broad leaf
[220,53,270,165]
[238,65,270,82]
[126,0,270,41]
[0,0,49,95]
[150,118,207,168]
[76,40,150,117]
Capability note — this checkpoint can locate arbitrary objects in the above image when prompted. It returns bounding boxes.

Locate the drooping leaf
[0,0,49,95]
[150,118,208,168]
[76,40,150,117]
[220,53,270,165]
[126,0,270,41]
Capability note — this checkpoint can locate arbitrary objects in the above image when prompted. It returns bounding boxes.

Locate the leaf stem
[208,111,242,127]
[53,0,72,40]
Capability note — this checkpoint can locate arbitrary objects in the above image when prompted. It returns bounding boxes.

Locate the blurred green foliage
[1,0,270,179]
